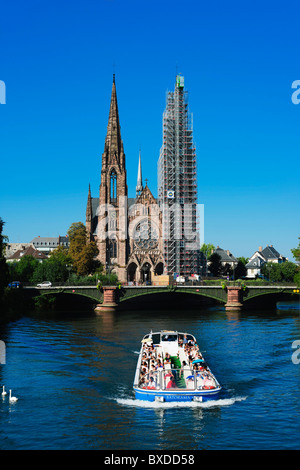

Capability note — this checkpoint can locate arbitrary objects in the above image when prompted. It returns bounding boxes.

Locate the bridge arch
[33,291,98,311]
[117,286,227,309]
[243,288,297,309]
[24,286,102,308]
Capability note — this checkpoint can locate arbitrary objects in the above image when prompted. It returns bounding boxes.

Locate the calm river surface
[0,304,299,450]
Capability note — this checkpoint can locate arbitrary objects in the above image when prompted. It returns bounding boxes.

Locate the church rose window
[133,218,159,250]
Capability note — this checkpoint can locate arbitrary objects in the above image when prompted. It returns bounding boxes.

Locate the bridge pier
[95,286,118,313]
[225,286,243,311]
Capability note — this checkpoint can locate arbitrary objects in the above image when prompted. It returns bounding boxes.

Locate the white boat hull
[133,330,222,403]
[133,386,222,402]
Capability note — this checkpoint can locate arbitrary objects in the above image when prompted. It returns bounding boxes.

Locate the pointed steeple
[86,183,93,241]
[136,149,143,197]
[103,74,124,167]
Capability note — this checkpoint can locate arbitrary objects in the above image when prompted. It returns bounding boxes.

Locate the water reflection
[96,311,116,333]
[277,300,300,311]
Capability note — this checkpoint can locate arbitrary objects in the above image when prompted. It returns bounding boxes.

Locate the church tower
[86,76,164,284]
[97,75,128,281]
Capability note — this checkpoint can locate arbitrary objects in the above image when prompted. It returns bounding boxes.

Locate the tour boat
[133,330,222,402]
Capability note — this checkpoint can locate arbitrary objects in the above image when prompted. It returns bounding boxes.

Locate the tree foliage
[233,260,247,279]
[208,253,222,277]
[294,271,300,287]
[12,255,39,283]
[261,261,298,282]
[200,243,215,261]
[291,237,300,262]
[32,247,72,284]
[67,222,99,276]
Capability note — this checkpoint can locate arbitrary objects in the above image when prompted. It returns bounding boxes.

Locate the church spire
[103,75,124,167]
[86,183,93,241]
[136,149,143,197]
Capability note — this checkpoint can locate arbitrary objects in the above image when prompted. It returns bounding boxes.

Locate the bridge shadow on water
[243,292,298,311]
[118,292,221,311]
[34,293,96,314]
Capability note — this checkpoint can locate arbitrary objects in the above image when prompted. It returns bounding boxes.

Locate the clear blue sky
[0,0,299,260]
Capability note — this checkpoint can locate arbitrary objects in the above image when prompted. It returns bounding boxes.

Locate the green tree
[48,245,73,283]
[208,253,222,277]
[261,263,282,282]
[262,261,298,282]
[294,271,300,287]
[32,252,71,285]
[15,255,39,283]
[280,261,298,282]
[75,242,100,276]
[67,222,99,276]
[291,237,300,262]
[234,261,247,279]
[49,245,72,266]
[200,243,215,261]
[237,256,249,265]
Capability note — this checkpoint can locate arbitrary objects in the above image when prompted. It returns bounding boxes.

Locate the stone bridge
[24,284,299,312]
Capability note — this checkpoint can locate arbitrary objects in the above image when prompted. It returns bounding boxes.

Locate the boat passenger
[164,352,171,363]
[180,360,187,373]
[140,367,147,379]
[139,377,147,388]
[147,376,157,390]
[166,376,176,388]
[188,354,194,364]
[203,376,216,389]
[164,371,173,387]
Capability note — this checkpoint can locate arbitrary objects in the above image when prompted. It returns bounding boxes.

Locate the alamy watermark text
[0,80,6,104]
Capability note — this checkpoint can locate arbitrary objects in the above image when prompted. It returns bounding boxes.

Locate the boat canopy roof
[142,331,196,345]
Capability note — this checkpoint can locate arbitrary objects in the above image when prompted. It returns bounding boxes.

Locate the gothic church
[86,76,164,283]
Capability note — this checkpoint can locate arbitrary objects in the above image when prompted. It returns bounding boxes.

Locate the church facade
[86,76,164,283]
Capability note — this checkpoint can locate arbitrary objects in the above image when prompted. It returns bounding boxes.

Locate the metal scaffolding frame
[158,75,199,277]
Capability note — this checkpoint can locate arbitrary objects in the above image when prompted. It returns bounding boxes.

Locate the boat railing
[138,368,218,391]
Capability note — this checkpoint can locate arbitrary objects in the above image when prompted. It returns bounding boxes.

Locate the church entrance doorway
[127,263,137,284]
[154,262,164,276]
[141,262,151,285]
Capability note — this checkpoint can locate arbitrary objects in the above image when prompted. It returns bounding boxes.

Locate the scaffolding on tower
[158,75,200,278]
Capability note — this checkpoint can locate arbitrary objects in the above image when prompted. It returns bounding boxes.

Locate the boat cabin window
[151,334,160,345]
[161,334,177,342]
[186,335,195,342]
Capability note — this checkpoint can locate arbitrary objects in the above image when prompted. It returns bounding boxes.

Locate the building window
[109,239,117,259]
[109,217,116,230]
[110,169,117,204]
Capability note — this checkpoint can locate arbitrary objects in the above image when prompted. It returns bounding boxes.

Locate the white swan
[9,390,18,403]
[2,385,7,396]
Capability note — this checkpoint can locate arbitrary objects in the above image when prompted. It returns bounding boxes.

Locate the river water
[0,303,299,450]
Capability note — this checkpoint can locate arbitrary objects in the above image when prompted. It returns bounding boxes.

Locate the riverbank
[0,287,98,323]
[0,289,33,323]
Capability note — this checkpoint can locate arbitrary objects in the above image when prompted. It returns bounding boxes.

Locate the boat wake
[115,396,247,409]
